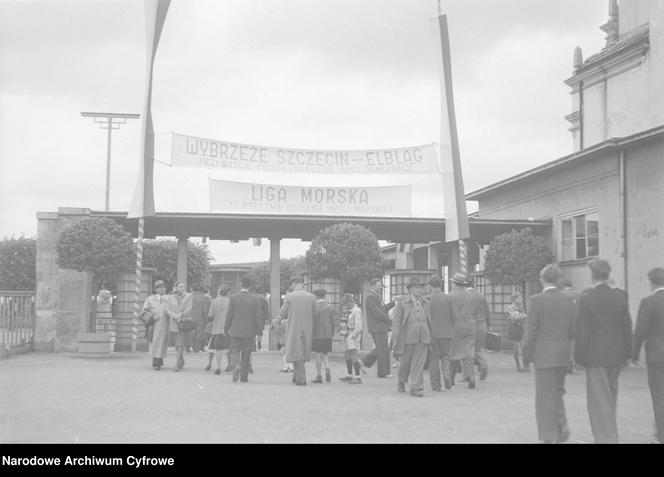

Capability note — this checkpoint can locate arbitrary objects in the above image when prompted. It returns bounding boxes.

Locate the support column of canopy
[177,236,188,288]
[269,237,281,350]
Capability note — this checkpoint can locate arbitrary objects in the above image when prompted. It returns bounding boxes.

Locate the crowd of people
[138,258,664,444]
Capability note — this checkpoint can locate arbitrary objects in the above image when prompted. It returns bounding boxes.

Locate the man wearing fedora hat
[449,272,478,388]
[392,276,431,397]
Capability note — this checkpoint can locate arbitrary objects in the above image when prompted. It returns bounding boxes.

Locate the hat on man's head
[368,278,385,288]
[313,289,327,297]
[406,277,425,289]
[153,280,165,290]
[450,272,470,286]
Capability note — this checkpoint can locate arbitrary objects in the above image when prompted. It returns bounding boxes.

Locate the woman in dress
[141,280,169,370]
[166,281,193,372]
[507,291,529,372]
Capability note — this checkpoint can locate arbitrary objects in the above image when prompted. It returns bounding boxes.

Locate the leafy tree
[306,223,383,294]
[142,239,211,290]
[249,256,307,295]
[482,227,554,293]
[0,236,36,291]
[56,218,134,289]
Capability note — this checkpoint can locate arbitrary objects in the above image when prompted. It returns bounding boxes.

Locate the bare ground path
[0,350,655,443]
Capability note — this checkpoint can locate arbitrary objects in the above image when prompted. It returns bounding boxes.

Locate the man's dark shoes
[410,390,424,397]
[214,369,221,375]
[313,375,323,384]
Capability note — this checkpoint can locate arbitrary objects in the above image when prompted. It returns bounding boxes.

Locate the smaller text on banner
[209,179,412,217]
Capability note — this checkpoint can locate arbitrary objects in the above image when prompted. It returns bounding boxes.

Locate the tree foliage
[249,256,307,295]
[0,236,36,291]
[483,227,553,286]
[56,218,134,287]
[306,223,383,294]
[142,239,211,290]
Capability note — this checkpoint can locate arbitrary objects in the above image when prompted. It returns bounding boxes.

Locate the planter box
[76,332,112,358]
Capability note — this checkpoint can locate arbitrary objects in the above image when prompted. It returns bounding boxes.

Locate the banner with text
[209,179,412,217]
[173,133,439,174]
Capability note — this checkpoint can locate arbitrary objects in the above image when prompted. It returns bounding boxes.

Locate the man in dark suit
[224,276,263,383]
[361,278,395,378]
[575,258,632,443]
[632,267,664,444]
[523,264,576,443]
[427,275,456,391]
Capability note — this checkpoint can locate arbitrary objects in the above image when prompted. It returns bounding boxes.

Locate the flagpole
[437,0,470,279]
[132,217,145,353]
[128,0,171,352]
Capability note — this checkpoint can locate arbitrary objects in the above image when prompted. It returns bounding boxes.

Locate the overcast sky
[0,0,609,264]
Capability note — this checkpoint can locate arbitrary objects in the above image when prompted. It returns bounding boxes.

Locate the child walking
[339,294,364,384]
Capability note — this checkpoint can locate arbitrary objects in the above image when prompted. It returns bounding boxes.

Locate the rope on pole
[131,217,145,353]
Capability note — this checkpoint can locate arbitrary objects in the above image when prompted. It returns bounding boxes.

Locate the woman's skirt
[507,323,524,342]
[170,330,194,348]
[207,333,229,351]
[312,338,332,353]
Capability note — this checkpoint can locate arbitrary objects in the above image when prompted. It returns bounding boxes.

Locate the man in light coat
[191,285,211,353]
[523,264,576,443]
[392,277,431,397]
[449,273,478,389]
[427,275,456,391]
[632,267,664,444]
[280,276,317,386]
[575,258,632,443]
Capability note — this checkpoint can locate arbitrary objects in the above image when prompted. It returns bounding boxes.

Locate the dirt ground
[0,349,657,443]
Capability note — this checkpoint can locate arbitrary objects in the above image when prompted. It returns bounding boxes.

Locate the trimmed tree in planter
[57,217,135,354]
[249,256,307,295]
[306,223,383,294]
[142,239,211,291]
[482,227,554,296]
[57,217,135,290]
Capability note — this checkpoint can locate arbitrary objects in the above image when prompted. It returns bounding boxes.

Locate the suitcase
[485,331,502,352]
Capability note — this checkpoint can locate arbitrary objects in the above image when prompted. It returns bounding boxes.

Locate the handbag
[177,320,195,332]
[484,331,502,352]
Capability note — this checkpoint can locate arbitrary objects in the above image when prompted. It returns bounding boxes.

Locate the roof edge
[467,125,664,200]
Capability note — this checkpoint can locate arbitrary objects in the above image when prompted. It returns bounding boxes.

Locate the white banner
[209,179,412,217]
[172,133,439,174]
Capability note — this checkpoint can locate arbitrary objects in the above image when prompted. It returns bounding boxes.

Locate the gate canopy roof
[95,211,550,245]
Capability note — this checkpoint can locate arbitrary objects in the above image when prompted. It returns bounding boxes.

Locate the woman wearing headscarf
[141,280,169,370]
[167,281,193,372]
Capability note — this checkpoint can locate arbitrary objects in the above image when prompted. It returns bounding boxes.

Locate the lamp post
[81,112,140,211]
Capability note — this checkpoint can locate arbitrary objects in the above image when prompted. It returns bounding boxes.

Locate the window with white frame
[561,211,599,261]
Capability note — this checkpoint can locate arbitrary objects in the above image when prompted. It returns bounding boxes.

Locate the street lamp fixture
[81,112,140,211]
